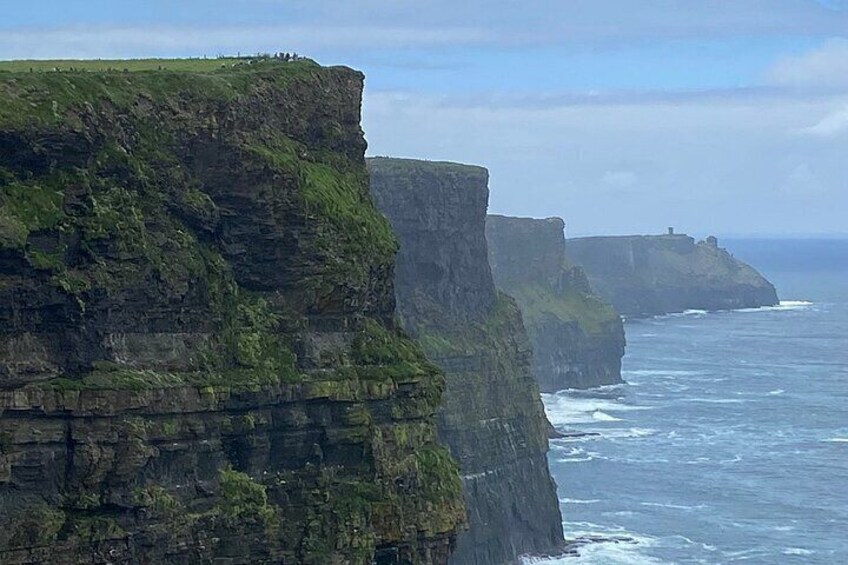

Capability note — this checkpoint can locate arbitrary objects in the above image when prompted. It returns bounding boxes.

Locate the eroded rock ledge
[486,215,625,392]
[369,158,564,565]
[0,60,464,564]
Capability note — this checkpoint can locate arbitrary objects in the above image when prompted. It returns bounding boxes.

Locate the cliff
[566,234,779,317]
[0,59,465,564]
[485,216,625,391]
[368,158,564,565]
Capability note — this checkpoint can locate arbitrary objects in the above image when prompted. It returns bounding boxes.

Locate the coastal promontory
[565,232,779,317]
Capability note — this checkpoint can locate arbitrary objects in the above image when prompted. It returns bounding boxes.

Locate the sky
[2,1,847,237]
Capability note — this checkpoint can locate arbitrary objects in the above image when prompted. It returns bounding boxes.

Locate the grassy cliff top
[569,233,694,243]
[488,214,565,226]
[0,57,342,128]
[510,283,619,335]
[0,56,317,73]
[368,156,489,180]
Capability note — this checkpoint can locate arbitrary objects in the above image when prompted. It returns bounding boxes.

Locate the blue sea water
[530,240,848,564]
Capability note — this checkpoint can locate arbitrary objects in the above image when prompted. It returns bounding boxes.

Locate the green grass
[367,156,488,183]
[41,364,304,392]
[509,283,618,335]
[0,174,67,249]
[246,135,398,263]
[0,58,322,128]
[219,468,276,524]
[0,56,296,73]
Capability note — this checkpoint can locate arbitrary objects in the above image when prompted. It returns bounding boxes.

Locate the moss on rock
[0,59,463,564]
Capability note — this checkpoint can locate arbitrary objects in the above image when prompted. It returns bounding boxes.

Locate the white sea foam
[624,369,700,378]
[782,547,814,556]
[589,383,628,392]
[734,300,813,313]
[603,428,658,440]
[592,410,622,422]
[661,309,708,319]
[647,300,814,320]
[640,502,708,512]
[723,547,771,561]
[553,445,601,463]
[556,457,596,463]
[542,393,649,426]
[550,426,658,445]
[680,397,747,404]
[779,300,813,307]
[670,534,717,552]
[521,529,665,564]
[551,445,586,456]
[824,437,848,443]
[768,389,785,395]
[561,498,601,505]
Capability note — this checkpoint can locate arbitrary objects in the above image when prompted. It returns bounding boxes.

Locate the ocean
[530,239,848,564]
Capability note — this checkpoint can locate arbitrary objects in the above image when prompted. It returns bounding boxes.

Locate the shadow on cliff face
[486,214,626,392]
[369,157,565,565]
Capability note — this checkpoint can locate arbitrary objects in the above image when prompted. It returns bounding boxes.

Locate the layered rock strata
[565,234,779,317]
[368,158,564,565]
[0,60,464,564]
[486,215,625,391]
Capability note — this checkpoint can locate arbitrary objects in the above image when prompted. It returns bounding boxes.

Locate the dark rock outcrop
[368,158,564,565]
[0,60,465,564]
[566,234,779,317]
[485,215,625,391]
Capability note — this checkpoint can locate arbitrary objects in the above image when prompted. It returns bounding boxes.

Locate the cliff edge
[0,60,464,564]
[566,234,779,317]
[486,215,625,391]
[369,158,564,565]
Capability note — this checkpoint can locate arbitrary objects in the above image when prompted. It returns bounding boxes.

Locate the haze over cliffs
[486,216,625,391]
[368,158,564,565]
[0,60,465,564]
[566,233,779,317]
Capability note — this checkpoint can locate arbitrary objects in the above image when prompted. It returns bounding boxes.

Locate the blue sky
[2,1,847,235]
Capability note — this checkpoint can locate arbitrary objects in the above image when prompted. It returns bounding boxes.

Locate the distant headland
[565,229,779,317]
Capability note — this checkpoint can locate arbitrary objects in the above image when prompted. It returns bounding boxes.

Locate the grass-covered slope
[486,215,625,391]
[0,57,260,73]
[0,59,463,564]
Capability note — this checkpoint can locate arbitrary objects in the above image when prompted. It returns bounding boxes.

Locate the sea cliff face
[485,215,625,392]
[0,60,464,564]
[566,234,779,317]
[368,158,564,565]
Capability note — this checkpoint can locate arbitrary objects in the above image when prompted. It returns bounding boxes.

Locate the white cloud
[2,1,848,58]
[0,25,493,60]
[233,0,848,43]
[363,88,848,235]
[765,38,848,89]
[601,170,638,190]
[779,163,827,195]
[799,105,848,136]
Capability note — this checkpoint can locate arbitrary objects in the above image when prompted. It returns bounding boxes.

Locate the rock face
[0,60,465,564]
[368,158,564,565]
[485,215,625,392]
[566,234,779,317]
